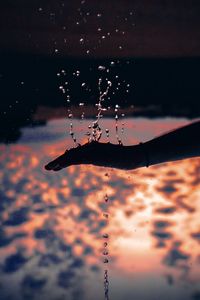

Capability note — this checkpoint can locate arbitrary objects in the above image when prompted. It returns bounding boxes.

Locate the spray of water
[104,269,109,300]
[88,77,112,142]
[102,193,110,300]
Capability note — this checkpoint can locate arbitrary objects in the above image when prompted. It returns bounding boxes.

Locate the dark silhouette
[45,120,200,171]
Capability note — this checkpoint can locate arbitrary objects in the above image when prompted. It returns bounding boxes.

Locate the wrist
[122,144,147,170]
[139,142,150,168]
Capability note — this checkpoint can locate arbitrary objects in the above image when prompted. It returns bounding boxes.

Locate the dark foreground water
[0,117,200,300]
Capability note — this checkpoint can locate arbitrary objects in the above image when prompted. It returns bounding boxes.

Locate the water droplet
[103,250,109,255]
[103,258,109,263]
[102,233,109,239]
[98,65,106,71]
[104,195,109,202]
[103,213,109,219]
[105,129,109,139]
[92,122,98,129]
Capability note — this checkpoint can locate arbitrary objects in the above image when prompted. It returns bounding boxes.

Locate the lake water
[0,117,200,300]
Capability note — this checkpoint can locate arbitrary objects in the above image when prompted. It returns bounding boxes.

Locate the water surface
[0,117,200,300]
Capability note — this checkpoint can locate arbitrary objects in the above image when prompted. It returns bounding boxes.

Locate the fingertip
[44,164,52,171]
[53,167,63,171]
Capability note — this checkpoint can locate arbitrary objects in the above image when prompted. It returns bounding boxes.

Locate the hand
[44,141,145,171]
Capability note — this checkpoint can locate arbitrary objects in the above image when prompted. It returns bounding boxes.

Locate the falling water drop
[104,194,109,202]
[80,38,84,44]
[103,250,109,256]
[98,65,106,71]
[102,191,110,300]
[103,213,109,219]
[105,129,110,140]
[104,270,109,300]
[88,78,112,142]
[102,233,109,239]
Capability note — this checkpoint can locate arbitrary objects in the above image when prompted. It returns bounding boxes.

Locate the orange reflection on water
[0,118,200,299]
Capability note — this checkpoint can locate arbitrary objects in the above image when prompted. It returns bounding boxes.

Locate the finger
[52,166,63,171]
[45,159,61,171]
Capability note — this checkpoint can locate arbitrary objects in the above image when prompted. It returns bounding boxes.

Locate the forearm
[98,120,200,170]
[142,120,200,167]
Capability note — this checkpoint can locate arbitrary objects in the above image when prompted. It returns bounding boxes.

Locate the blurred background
[0,1,200,300]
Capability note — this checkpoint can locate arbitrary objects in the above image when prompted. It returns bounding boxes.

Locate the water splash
[68,112,78,146]
[57,61,132,147]
[104,269,109,299]
[114,104,122,145]
[102,193,110,300]
[121,113,125,136]
[105,128,110,141]
[88,76,112,142]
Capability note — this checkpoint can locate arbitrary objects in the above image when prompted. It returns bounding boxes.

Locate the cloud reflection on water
[0,117,200,300]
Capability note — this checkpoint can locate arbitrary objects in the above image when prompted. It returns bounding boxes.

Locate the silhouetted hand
[44,141,145,171]
[45,121,200,172]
